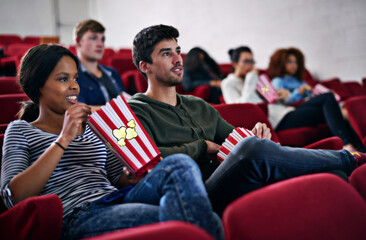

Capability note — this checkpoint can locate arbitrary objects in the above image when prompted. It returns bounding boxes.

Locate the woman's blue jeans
[62,154,223,240]
[205,136,356,214]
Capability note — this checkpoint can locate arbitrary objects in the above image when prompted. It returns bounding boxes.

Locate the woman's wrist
[55,136,72,150]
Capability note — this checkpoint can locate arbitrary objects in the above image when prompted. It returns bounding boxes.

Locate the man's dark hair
[132,24,179,78]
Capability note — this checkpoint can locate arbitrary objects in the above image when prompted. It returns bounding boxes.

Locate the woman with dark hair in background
[183,47,223,103]
[0,44,223,240]
[221,46,294,131]
[268,47,361,152]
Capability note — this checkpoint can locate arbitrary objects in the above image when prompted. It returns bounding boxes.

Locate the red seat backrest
[223,173,366,240]
[98,48,115,67]
[218,63,232,77]
[0,34,22,46]
[344,95,366,147]
[0,93,29,124]
[23,36,41,44]
[121,70,139,95]
[0,77,23,94]
[350,164,366,200]
[110,56,137,75]
[213,103,279,143]
[116,48,132,58]
[84,221,214,240]
[4,43,36,57]
[342,81,366,96]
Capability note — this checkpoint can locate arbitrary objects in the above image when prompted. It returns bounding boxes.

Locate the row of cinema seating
[0,34,59,76]
[1,166,366,239]
[1,97,366,239]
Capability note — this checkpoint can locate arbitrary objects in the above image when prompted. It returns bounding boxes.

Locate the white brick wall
[1,0,365,81]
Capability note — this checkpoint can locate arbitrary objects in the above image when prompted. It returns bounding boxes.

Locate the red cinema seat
[110,56,137,75]
[214,103,279,143]
[223,173,366,240]
[23,36,41,44]
[0,76,23,94]
[0,94,29,124]
[98,47,115,67]
[0,194,64,240]
[218,63,232,77]
[350,164,366,200]
[84,221,214,240]
[342,81,366,96]
[121,70,139,95]
[134,71,148,93]
[321,78,351,100]
[0,34,22,46]
[116,48,132,58]
[121,70,148,93]
[0,56,19,76]
[362,77,366,88]
[4,43,36,57]
[176,84,211,101]
[344,96,366,147]
[213,103,342,150]
[68,45,77,55]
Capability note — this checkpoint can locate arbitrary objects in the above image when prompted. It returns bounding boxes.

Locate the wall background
[1,0,365,81]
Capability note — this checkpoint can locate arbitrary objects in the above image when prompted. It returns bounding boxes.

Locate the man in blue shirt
[73,19,130,111]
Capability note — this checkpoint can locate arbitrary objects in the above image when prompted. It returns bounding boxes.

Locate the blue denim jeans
[205,136,356,214]
[62,154,223,240]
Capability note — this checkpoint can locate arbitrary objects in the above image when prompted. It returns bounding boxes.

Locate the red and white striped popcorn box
[87,95,161,177]
[217,127,255,162]
[311,83,341,102]
[256,74,278,103]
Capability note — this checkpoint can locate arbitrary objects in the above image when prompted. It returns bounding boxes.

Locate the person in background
[0,44,223,240]
[74,19,130,112]
[221,46,294,130]
[128,24,366,216]
[268,47,361,152]
[183,47,222,103]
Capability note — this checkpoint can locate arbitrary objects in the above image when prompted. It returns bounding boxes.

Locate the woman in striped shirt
[0,44,223,240]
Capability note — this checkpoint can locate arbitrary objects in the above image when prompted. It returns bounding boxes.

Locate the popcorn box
[256,74,278,103]
[311,84,341,102]
[87,95,161,177]
[217,128,255,162]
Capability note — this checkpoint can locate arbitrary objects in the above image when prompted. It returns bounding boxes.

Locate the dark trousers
[275,93,353,145]
[205,137,355,215]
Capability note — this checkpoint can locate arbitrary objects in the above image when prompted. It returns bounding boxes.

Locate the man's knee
[230,136,266,162]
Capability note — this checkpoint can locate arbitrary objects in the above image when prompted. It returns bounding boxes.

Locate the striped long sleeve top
[1,120,124,217]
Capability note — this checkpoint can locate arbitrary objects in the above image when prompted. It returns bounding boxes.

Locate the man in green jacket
[128,24,364,214]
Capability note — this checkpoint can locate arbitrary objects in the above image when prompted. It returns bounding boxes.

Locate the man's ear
[139,61,150,75]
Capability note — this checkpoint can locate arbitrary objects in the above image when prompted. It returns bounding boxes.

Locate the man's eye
[163,52,170,56]
[176,50,181,55]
